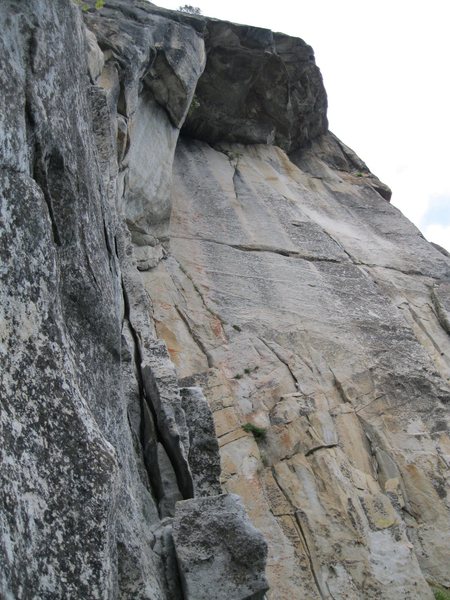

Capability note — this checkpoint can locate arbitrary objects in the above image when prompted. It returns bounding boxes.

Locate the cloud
[420,195,450,228]
[419,196,450,251]
[423,224,450,252]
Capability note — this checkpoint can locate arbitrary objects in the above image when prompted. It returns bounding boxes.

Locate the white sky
[155,0,450,251]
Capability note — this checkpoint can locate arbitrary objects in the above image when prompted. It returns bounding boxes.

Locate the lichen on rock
[1,0,450,599]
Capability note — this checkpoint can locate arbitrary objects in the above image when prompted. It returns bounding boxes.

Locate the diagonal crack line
[270,466,327,600]
[361,262,432,277]
[300,214,441,279]
[170,254,228,333]
[355,394,386,414]
[174,304,213,368]
[305,443,338,457]
[171,234,341,263]
[258,336,298,386]
[405,302,446,354]
[319,227,355,263]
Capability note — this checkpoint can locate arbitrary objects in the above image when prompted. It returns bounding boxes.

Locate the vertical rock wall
[1,1,267,598]
[1,1,449,599]
[147,135,450,598]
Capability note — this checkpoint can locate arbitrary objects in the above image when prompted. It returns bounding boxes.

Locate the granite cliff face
[1,1,449,599]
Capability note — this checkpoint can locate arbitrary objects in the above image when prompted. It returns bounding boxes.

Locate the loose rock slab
[173,494,268,600]
[180,386,222,497]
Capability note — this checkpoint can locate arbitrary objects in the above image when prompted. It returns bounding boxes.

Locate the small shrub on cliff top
[242,422,267,440]
[178,5,202,14]
[74,0,104,11]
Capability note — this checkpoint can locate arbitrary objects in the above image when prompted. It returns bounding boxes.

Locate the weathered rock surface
[173,494,268,600]
[84,0,206,238]
[183,19,328,151]
[1,0,449,599]
[1,1,266,599]
[180,387,222,497]
[145,138,450,597]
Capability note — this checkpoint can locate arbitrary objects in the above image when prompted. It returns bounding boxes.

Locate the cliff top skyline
[157,0,450,252]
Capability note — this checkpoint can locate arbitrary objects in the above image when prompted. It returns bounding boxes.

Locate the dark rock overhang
[85,1,328,152]
[182,19,328,152]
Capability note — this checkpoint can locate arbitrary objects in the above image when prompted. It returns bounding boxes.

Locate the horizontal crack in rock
[171,235,343,263]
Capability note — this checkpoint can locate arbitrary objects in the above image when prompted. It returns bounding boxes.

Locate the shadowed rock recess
[1,1,449,599]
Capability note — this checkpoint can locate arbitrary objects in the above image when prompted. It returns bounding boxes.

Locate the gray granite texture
[1,1,449,599]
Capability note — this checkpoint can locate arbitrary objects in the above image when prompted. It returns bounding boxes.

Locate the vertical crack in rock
[269,467,324,599]
[25,82,63,247]
[4,0,450,598]
[232,164,241,203]
[118,237,194,508]
[120,275,165,508]
[432,282,450,335]
[31,145,63,246]
[293,512,330,600]
[140,340,195,500]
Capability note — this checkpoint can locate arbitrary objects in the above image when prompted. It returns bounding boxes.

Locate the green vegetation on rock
[242,423,267,440]
[74,0,104,11]
[432,586,450,600]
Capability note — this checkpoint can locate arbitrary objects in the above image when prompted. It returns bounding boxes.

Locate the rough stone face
[183,20,328,151]
[2,0,449,599]
[145,134,450,598]
[180,387,222,496]
[0,2,124,596]
[1,1,267,599]
[84,0,206,238]
[173,494,269,600]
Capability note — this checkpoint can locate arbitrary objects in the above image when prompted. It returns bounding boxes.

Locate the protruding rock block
[183,21,328,151]
[141,339,194,499]
[180,386,222,497]
[173,494,269,600]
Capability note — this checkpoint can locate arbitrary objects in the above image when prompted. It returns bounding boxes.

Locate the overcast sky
[155,0,450,251]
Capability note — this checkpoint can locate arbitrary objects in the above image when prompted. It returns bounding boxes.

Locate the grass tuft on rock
[431,586,450,600]
[242,422,267,440]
